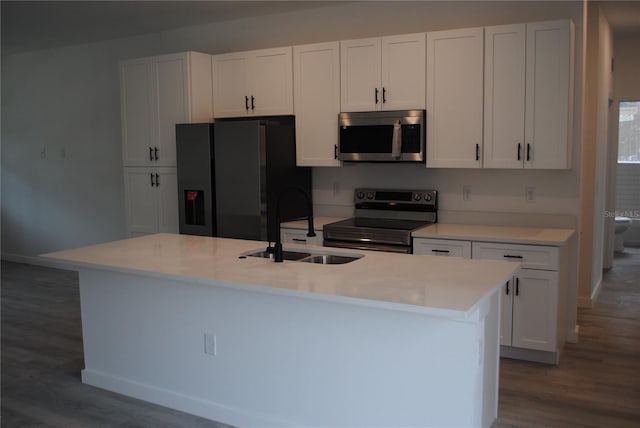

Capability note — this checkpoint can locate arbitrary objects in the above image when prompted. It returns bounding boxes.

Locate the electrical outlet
[40,147,47,159]
[525,186,536,203]
[463,185,472,201]
[204,333,216,356]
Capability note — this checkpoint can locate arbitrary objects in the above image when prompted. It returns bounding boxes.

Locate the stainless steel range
[323,188,437,254]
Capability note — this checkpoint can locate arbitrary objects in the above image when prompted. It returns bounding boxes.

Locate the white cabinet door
[153,53,190,167]
[293,42,341,167]
[213,47,293,117]
[413,238,471,258]
[250,47,293,116]
[426,28,484,168]
[483,24,526,169]
[340,38,382,112]
[511,269,559,351]
[524,20,573,169]
[124,168,158,236]
[500,279,514,346]
[381,33,426,110]
[155,167,179,234]
[124,167,178,236]
[212,53,251,117]
[120,58,154,166]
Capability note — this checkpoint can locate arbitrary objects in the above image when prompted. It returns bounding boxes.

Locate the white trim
[81,369,298,428]
[1,253,69,269]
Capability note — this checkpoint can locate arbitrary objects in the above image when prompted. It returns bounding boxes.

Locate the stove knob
[413,193,422,201]
[357,191,365,200]
[367,192,374,200]
[425,193,432,202]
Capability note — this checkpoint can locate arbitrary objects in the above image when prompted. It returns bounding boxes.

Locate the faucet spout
[274,187,315,263]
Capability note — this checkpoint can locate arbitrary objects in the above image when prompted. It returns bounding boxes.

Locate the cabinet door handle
[245,96,249,111]
[155,173,160,187]
[149,147,154,162]
[251,95,255,110]
[334,144,338,160]
[475,144,480,161]
[503,254,523,259]
[292,238,307,243]
[517,143,521,161]
[431,249,450,254]
[382,87,387,104]
[150,173,155,187]
[154,147,159,161]
[375,88,379,104]
[526,143,531,161]
[506,280,510,295]
[515,277,520,296]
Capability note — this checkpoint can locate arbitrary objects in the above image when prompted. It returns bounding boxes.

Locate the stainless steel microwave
[337,109,426,162]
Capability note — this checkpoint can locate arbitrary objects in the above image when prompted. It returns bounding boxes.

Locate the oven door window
[340,124,421,154]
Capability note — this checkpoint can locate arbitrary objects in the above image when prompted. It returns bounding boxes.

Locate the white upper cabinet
[120,52,213,167]
[212,47,293,117]
[426,28,484,168]
[484,20,574,169]
[341,33,425,112]
[293,42,341,167]
[483,24,527,169]
[524,20,574,169]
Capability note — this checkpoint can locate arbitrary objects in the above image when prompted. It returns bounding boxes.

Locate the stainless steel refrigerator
[175,117,312,242]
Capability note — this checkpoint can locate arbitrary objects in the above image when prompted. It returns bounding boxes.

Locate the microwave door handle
[392,119,402,159]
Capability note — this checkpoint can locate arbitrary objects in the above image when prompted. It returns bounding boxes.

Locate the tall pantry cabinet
[120,51,213,236]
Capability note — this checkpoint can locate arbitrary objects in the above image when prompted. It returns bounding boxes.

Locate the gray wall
[1,1,583,261]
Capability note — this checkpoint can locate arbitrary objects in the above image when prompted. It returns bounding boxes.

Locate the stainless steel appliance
[323,188,437,253]
[337,110,426,162]
[175,117,312,241]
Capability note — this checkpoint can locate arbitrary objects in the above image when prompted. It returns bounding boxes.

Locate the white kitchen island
[42,233,519,428]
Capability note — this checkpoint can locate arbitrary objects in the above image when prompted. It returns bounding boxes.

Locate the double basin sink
[242,248,363,265]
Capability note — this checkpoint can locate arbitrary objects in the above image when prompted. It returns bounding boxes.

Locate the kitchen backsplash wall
[312,164,579,228]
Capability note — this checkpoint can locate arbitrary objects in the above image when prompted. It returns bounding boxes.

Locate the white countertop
[42,234,518,319]
[413,223,575,246]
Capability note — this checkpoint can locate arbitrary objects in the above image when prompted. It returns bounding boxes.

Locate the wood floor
[1,249,639,427]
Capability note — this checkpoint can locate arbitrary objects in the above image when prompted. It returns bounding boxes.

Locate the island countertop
[42,233,518,319]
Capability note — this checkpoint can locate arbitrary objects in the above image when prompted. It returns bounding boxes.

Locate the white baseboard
[1,252,68,269]
[567,325,579,344]
[81,369,297,428]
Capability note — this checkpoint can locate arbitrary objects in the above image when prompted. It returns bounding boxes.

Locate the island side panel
[78,267,496,427]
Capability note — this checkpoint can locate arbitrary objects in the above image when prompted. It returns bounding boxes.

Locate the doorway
[612,100,640,262]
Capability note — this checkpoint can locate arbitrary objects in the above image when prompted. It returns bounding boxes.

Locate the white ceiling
[2,1,640,56]
[0,1,343,55]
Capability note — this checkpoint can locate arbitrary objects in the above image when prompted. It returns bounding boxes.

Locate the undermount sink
[244,249,311,261]
[242,248,363,265]
[299,254,360,265]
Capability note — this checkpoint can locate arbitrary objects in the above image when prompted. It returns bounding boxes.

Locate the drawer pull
[292,238,307,243]
[431,249,450,254]
[503,254,523,259]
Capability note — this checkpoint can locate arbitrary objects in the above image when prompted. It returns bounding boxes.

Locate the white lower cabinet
[124,167,178,237]
[413,238,471,258]
[500,268,559,351]
[472,241,561,360]
[281,227,323,246]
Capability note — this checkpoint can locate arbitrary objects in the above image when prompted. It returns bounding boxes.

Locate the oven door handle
[323,240,411,254]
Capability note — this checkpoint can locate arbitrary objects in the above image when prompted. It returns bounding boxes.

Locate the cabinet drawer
[281,228,322,246]
[472,242,559,270]
[413,238,471,259]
